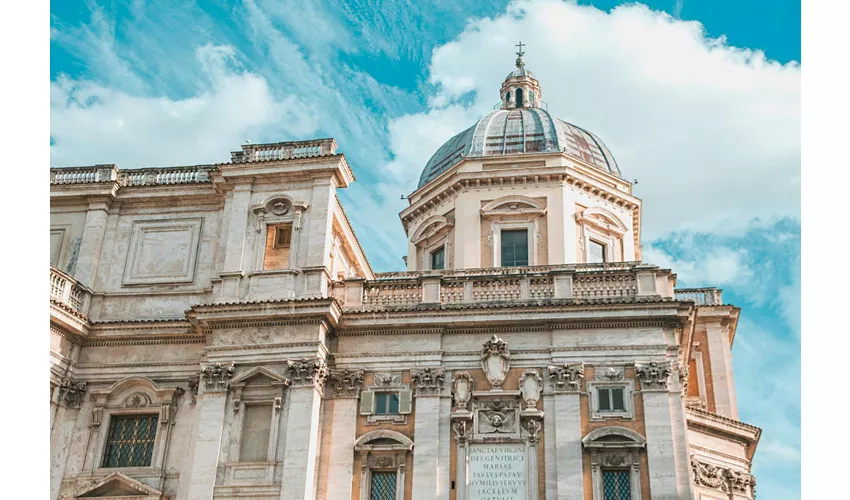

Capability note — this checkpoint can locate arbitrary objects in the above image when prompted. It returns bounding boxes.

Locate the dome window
[515,88,524,107]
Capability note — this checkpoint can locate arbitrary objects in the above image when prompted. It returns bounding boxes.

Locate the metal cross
[515,41,525,56]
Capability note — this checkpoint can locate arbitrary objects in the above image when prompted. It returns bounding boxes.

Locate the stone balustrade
[230,139,337,163]
[674,287,723,306]
[50,265,91,315]
[50,165,214,187]
[338,262,675,310]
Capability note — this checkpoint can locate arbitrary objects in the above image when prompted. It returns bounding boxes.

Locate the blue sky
[50,0,800,497]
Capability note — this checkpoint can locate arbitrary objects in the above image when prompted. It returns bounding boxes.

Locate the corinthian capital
[200,362,235,391]
[411,367,445,395]
[635,360,672,391]
[327,369,364,397]
[287,358,329,388]
[548,362,584,393]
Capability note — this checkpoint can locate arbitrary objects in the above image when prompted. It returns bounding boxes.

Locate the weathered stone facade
[50,56,760,500]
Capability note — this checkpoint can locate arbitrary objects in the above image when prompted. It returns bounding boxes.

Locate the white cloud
[642,243,753,286]
[375,0,800,242]
[50,44,317,168]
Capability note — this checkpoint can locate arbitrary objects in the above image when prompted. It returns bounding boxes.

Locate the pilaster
[547,362,584,499]
[635,361,680,500]
[411,367,445,500]
[325,369,363,500]
[186,362,234,500]
[74,199,111,287]
[279,358,328,500]
[705,321,739,419]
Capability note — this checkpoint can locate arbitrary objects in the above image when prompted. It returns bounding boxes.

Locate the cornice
[83,335,206,347]
[687,407,761,462]
[689,444,751,467]
[51,322,85,346]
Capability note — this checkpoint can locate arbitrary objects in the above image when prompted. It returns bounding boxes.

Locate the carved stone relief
[373,373,402,386]
[595,366,624,381]
[187,375,199,404]
[411,367,445,395]
[481,335,510,389]
[473,399,520,438]
[548,362,584,392]
[691,457,756,497]
[635,361,671,391]
[452,371,473,410]
[518,369,543,408]
[58,376,87,409]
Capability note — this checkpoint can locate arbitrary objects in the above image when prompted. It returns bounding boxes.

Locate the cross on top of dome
[515,41,526,68]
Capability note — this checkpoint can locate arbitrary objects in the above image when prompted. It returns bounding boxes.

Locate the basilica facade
[50,53,760,500]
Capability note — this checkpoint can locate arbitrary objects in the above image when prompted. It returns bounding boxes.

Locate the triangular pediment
[72,472,164,499]
[229,366,290,387]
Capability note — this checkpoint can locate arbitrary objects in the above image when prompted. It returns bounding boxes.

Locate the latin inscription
[468,443,526,500]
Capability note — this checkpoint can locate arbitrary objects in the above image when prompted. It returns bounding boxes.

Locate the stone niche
[452,336,544,500]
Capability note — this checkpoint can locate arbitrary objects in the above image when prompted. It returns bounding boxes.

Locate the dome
[417,108,621,188]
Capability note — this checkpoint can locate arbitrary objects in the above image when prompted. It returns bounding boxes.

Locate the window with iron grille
[102,414,158,468]
[602,470,631,500]
[370,471,397,500]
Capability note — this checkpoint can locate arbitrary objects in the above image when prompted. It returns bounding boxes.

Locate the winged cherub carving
[478,410,517,434]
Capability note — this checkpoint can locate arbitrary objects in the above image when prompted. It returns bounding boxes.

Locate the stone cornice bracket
[481,335,510,389]
[287,358,329,389]
[327,368,364,398]
[58,376,87,409]
[635,360,672,391]
[691,457,756,496]
[200,362,235,392]
[411,367,445,396]
[547,362,584,393]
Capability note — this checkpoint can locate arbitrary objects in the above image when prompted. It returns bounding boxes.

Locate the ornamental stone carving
[411,367,445,395]
[548,362,584,392]
[200,362,235,391]
[187,375,199,404]
[287,358,329,388]
[635,361,672,391]
[691,457,756,496]
[595,366,624,381]
[327,369,364,397]
[680,365,690,396]
[473,399,520,438]
[481,335,510,389]
[374,373,402,386]
[452,420,469,446]
[526,418,542,445]
[452,371,473,410]
[58,377,87,409]
[518,369,543,408]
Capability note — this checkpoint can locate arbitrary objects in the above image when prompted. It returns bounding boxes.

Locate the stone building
[50,51,760,500]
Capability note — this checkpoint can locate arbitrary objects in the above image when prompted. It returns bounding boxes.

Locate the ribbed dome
[417,108,621,188]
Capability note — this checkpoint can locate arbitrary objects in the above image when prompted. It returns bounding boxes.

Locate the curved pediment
[411,215,452,245]
[576,207,627,235]
[480,195,546,218]
[354,429,414,451]
[582,426,646,447]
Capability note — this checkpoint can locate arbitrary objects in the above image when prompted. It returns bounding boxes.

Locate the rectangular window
[597,387,626,412]
[602,470,631,500]
[274,225,292,248]
[589,239,607,263]
[374,392,400,415]
[102,414,158,468]
[240,404,272,462]
[500,229,529,267]
[430,246,445,270]
[370,471,398,500]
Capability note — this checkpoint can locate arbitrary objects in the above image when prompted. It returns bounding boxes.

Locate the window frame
[601,468,633,500]
[588,239,608,263]
[500,228,530,267]
[360,373,412,425]
[492,220,537,268]
[273,224,292,249]
[588,380,635,420]
[583,426,646,500]
[100,411,160,469]
[429,246,446,271]
[355,430,412,500]
[374,391,401,416]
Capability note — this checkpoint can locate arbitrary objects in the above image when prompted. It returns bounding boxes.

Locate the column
[74,199,110,287]
[186,363,233,500]
[325,370,363,500]
[705,321,739,419]
[411,368,445,500]
[280,359,327,500]
[438,394,452,500]
[635,361,680,500]
[548,363,585,499]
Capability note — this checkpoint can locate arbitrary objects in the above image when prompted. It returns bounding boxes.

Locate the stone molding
[548,362,584,393]
[200,362,235,391]
[327,368,364,398]
[691,457,756,497]
[410,367,445,396]
[680,364,690,396]
[287,358,329,389]
[634,360,671,391]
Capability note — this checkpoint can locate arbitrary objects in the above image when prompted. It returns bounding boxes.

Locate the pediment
[71,472,164,499]
[229,366,290,387]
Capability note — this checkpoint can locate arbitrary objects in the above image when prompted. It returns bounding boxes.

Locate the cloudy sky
[50,0,800,496]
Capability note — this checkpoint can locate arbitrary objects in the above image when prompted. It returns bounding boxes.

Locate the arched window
[355,430,413,500]
[582,426,646,500]
[515,88,524,107]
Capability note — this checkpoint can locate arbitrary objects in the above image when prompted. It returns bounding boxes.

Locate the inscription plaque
[468,443,527,500]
